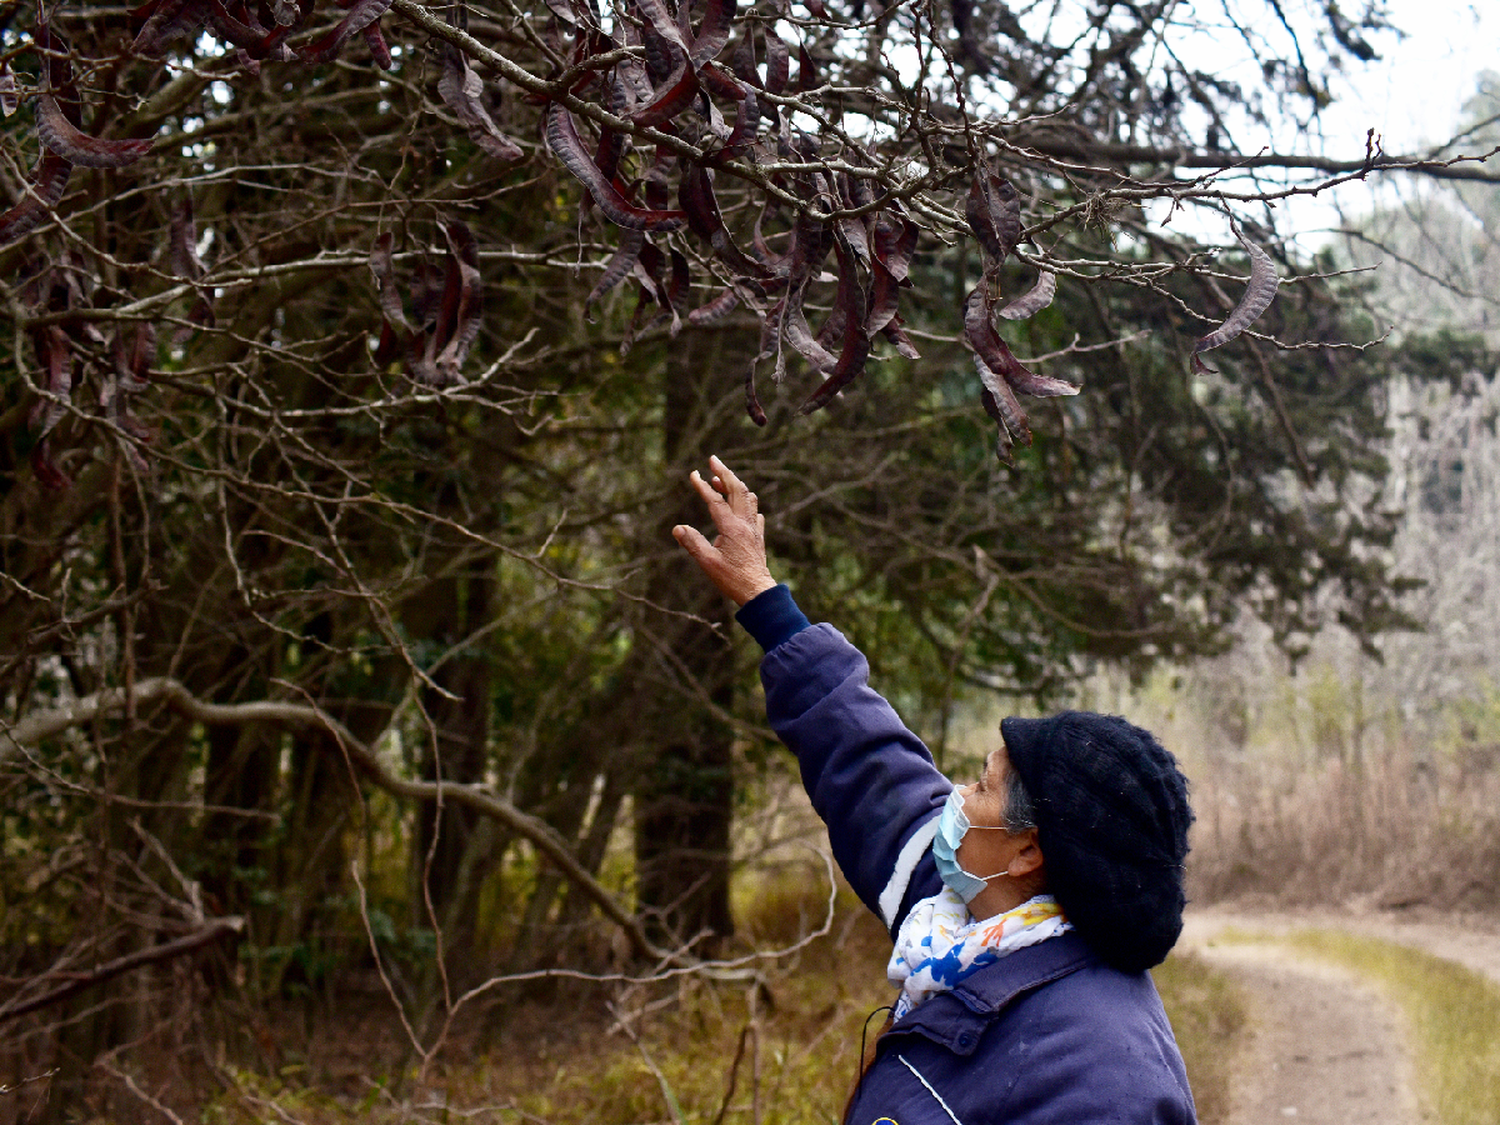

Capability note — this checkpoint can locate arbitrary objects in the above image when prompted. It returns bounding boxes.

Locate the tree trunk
[631,334,742,949]
[409,559,494,965]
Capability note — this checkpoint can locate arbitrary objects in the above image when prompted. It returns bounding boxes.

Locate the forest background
[1,0,1498,1118]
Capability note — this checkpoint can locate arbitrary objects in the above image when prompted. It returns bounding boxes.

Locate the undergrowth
[193,879,1245,1124]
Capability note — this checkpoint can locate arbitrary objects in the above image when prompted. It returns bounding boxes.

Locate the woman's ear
[1009,827,1044,877]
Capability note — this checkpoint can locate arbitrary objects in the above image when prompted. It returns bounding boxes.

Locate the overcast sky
[1178,0,1495,248]
[1324,0,1491,154]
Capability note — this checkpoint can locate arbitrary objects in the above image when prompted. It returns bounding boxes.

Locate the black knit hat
[1000,711,1193,974]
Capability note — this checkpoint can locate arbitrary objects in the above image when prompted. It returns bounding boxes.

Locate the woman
[673,457,1197,1125]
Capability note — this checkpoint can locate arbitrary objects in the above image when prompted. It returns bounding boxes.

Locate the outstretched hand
[672,456,777,607]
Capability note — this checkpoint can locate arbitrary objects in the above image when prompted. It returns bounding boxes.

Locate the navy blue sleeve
[758,622,950,935]
[735,584,811,653]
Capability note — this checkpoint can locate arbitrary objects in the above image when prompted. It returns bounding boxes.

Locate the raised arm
[672,457,950,934]
[757,622,951,932]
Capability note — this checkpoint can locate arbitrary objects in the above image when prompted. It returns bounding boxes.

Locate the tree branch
[3,679,667,963]
[0,918,245,1026]
[1006,135,1500,185]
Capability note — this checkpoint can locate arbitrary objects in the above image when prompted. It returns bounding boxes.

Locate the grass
[190,880,1247,1124]
[1154,951,1249,1125]
[1283,929,1500,1125]
[480,941,1247,1125]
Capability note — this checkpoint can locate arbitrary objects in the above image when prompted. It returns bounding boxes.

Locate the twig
[94,1061,185,1125]
[609,1001,688,1125]
[3,676,666,964]
[0,918,244,1025]
[710,1021,753,1125]
[350,860,428,1062]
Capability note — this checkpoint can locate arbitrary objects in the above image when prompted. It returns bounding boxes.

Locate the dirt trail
[1178,905,1500,1125]
[1180,908,1427,1125]
[1194,905,1500,987]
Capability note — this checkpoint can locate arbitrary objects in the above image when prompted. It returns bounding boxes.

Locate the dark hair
[1002,769,1037,833]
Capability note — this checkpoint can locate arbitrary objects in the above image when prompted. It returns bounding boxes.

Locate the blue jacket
[737,587,1197,1125]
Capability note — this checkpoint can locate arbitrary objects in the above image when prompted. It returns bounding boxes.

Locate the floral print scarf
[887,889,1072,1019]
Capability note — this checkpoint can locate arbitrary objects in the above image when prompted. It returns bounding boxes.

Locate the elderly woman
[673,457,1197,1125]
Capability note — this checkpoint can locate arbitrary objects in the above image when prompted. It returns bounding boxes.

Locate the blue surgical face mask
[932,787,1010,903]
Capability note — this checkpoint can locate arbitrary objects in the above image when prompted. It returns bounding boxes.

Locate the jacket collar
[887,932,1096,1056]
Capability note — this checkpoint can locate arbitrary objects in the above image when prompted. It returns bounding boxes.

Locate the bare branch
[0,919,244,1026]
[3,678,667,963]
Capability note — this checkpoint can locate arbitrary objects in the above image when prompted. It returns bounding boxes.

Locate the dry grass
[183,878,1245,1125]
[1154,951,1249,1125]
[1188,746,1500,910]
[1083,660,1500,914]
[195,881,897,1124]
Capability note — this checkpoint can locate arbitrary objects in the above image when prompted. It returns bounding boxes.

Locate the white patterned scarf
[887,889,1072,1020]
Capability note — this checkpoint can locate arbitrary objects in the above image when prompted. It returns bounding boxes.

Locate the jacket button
[957,1032,976,1050]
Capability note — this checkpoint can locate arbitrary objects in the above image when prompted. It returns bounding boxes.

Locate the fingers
[706,455,757,518]
[708,454,739,490]
[688,469,718,508]
[672,523,715,564]
[675,460,774,606]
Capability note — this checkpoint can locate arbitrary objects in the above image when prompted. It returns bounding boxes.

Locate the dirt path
[1180,908,1425,1125]
[1178,904,1500,1125]
[1364,911,1500,985]
[1195,904,1500,988]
